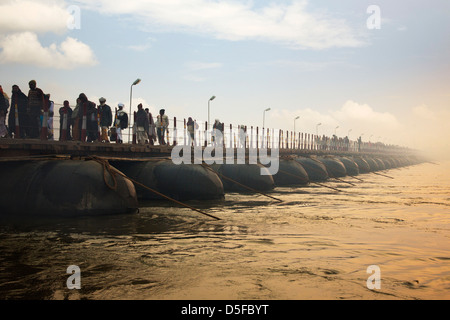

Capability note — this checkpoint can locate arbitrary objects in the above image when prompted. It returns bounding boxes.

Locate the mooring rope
[201,163,283,203]
[90,156,118,191]
[277,169,346,193]
[372,172,394,179]
[89,156,221,221]
[0,155,70,162]
[331,177,356,186]
[303,157,357,186]
[348,175,364,182]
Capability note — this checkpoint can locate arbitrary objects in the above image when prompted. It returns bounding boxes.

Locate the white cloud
[182,75,206,83]
[412,104,436,121]
[0,0,97,69]
[185,61,223,71]
[128,43,152,52]
[265,100,402,145]
[181,61,223,82]
[127,37,156,52]
[0,0,71,34]
[0,32,97,69]
[333,100,399,127]
[268,59,351,72]
[75,0,366,50]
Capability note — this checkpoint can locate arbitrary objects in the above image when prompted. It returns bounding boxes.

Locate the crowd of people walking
[0,80,171,145]
[1,80,387,153]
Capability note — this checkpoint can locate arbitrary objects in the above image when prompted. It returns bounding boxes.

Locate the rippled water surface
[0,161,449,300]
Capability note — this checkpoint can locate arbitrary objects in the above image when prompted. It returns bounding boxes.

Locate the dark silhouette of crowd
[0,80,397,152]
[0,80,160,145]
[0,80,71,140]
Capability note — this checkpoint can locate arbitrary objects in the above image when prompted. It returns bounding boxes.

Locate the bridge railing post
[278,130,281,149]
[256,127,259,150]
[132,112,137,144]
[183,118,186,146]
[229,124,233,149]
[173,117,177,146]
[204,122,208,147]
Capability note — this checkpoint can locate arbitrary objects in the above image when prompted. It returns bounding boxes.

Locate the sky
[1,0,449,159]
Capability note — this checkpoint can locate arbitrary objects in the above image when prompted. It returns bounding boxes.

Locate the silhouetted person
[27,80,44,139]
[187,117,195,144]
[135,104,149,144]
[213,119,224,147]
[72,98,82,141]
[59,101,73,141]
[85,96,98,142]
[77,93,96,142]
[98,97,112,143]
[8,85,28,138]
[145,108,156,145]
[0,85,8,138]
[115,103,128,144]
[156,109,169,145]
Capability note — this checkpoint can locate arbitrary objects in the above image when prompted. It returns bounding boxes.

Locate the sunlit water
[0,161,449,300]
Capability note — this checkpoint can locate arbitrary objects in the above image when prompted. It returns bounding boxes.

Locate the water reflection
[0,162,449,300]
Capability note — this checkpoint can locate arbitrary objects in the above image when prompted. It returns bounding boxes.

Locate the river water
[0,161,449,301]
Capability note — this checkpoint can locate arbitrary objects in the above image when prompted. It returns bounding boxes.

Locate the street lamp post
[208,95,216,131]
[293,116,300,149]
[128,78,141,143]
[262,108,271,147]
[335,126,340,136]
[263,108,271,129]
[207,96,216,145]
[316,123,322,137]
[294,116,300,133]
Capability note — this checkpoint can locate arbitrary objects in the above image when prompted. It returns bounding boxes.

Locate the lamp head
[210,96,216,101]
[265,108,271,112]
[132,78,141,86]
[295,116,300,120]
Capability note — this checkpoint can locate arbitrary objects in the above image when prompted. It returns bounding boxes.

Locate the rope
[201,163,283,203]
[306,157,356,186]
[277,169,345,193]
[348,175,364,182]
[331,177,356,186]
[90,156,118,191]
[90,156,221,221]
[372,172,394,179]
[0,155,71,162]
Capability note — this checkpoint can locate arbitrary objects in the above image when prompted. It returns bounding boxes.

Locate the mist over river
[0,161,449,300]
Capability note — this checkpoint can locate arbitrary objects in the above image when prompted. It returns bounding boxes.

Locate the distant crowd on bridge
[0,80,405,154]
